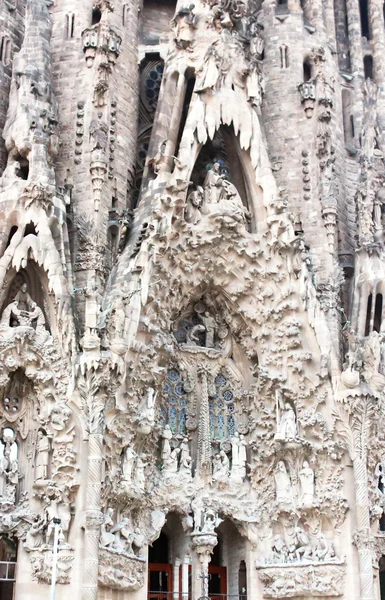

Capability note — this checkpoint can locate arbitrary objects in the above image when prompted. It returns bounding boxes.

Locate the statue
[192,496,204,532]
[163,447,180,475]
[201,509,222,534]
[134,455,146,493]
[213,450,229,484]
[110,517,133,553]
[276,402,298,442]
[122,447,136,484]
[201,311,216,348]
[35,431,50,481]
[294,527,313,562]
[1,283,47,332]
[299,461,315,508]
[230,433,247,482]
[314,533,335,561]
[172,4,197,50]
[202,162,225,207]
[24,516,45,550]
[185,186,203,224]
[270,534,288,564]
[100,508,115,548]
[161,425,173,462]
[274,461,294,507]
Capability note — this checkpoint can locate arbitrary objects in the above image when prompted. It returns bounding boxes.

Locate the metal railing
[148,594,246,600]
[0,561,16,581]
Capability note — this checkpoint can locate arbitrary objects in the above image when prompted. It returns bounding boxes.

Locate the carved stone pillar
[197,370,211,477]
[191,532,218,599]
[181,555,190,600]
[80,374,107,600]
[90,149,108,213]
[173,558,181,600]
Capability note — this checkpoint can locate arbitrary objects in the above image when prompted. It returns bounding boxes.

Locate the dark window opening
[239,560,247,599]
[0,537,17,599]
[278,0,288,4]
[66,14,75,39]
[359,0,370,39]
[92,8,102,25]
[5,226,17,249]
[303,58,312,82]
[365,293,373,336]
[374,293,383,333]
[174,73,196,159]
[24,222,37,237]
[364,55,374,80]
[14,156,29,180]
[280,45,289,69]
[350,115,355,138]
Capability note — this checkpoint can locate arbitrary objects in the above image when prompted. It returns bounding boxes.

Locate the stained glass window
[161,369,187,434]
[209,373,236,440]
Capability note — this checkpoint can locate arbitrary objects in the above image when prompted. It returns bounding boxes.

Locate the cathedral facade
[0,0,385,599]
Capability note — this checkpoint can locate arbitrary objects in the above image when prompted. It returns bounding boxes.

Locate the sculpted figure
[274,461,294,507]
[294,527,313,562]
[122,446,136,483]
[134,455,146,492]
[110,517,133,553]
[1,283,47,332]
[35,431,50,481]
[277,403,298,441]
[192,496,204,532]
[201,311,216,348]
[230,433,247,481]
[299,461,315,508]
[314,533,335,561]
[185,186,203,224]
[270,534,288,564]
[163,447,180,475]
[162,425,173,462]
[100,508,115,548]
[201,509,222,534]
[213,450,229,483]
[172,4,197,50]
[202,162,225,207]
[24,516,45,550]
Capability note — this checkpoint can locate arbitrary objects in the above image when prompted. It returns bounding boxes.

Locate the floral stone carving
[98,547,146,591]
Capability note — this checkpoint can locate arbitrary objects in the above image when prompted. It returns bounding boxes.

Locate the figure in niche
[163,447,180,475]
[89,113,108,151]
[0,283,47,333]
[122,446,136,484]
[24,516,45,550]
[274,461,294,507]
[201,509,222,534]
[195,44,221,93]
[275,400,298,442]
[185,186,203,225]
[134,455,146,492]
[299,460,315,508]
[35,431,50,481]
[270,534,288,564]
[172,4,197,51]
[0,429,19,501]
[179,451,192,478]
[213,450,229,484]
[161,425,173,462]
[230,433,247,482]
[201,310,216,348]
[136,387,156,434]
[313,533,336,561]
[202,162,249,231]
[294,527,313,562]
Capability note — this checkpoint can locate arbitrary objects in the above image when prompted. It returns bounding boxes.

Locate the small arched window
[66,13,75,39]
[0,37,12,66]
[280,45,289,69]
[303,58,312,82]
[122,3,129,26]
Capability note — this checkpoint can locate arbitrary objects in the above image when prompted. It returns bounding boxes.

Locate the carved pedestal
[98,547,146,591]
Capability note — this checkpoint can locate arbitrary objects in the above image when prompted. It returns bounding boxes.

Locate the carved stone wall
[0,1,385,600]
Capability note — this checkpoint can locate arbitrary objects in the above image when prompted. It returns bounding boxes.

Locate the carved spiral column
[197,371,211,475]
[353,454,375,600]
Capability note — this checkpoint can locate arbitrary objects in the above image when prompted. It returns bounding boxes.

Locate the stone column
[81,379,107,600]
[197,371,211,477]
[346,0,364,75]
[173,558,181,600]
[368,0,385,144]
[181,556,190,600]
[191,532,218,600]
